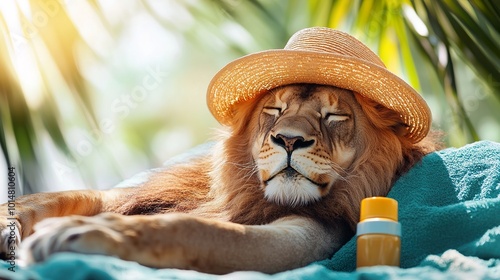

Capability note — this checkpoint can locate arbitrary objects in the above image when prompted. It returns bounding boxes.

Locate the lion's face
[251,85,367,207]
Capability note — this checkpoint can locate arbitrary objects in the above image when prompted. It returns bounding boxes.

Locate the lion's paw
[20,214,126,265]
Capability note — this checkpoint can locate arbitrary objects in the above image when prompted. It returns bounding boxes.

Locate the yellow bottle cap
[360,197,398,222]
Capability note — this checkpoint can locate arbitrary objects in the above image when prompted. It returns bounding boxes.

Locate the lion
[0,28,441,274]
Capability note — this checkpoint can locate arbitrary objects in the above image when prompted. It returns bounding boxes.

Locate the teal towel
[324,140,500,272]
[1,141,499,279]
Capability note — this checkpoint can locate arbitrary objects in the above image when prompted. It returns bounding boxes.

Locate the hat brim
[207,49,431,143]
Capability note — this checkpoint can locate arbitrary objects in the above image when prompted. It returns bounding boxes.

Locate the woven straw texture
[207,27,431,143]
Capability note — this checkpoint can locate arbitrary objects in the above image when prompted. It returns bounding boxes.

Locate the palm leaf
[0,1,100,194]
[1,0,499,196]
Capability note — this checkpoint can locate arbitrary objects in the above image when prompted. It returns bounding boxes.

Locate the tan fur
[0,84,441,274]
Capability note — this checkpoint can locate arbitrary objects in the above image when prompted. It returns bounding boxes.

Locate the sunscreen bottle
[356,197,401,268]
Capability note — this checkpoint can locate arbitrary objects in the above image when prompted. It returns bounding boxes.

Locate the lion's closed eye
[325,113,350,123]
[263,107,282,116]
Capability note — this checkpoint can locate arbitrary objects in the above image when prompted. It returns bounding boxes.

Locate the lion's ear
[391,123,410,137]
[354,93,408,136]
[376,107,410,138]
[228,97,265,136]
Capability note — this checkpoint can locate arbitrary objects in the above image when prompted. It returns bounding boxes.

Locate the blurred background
[1,0,499,202]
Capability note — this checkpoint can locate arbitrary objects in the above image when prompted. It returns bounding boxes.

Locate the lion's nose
[271,134,315,153]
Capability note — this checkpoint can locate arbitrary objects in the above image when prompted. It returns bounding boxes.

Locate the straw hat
[207,27,431,143]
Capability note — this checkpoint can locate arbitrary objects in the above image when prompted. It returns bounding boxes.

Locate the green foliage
[212,0,499,145]
[0,0,498,195]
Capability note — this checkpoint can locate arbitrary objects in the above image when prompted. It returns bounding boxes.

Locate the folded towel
[1,141,499,280]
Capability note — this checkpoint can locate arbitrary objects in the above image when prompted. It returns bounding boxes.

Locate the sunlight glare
[120,13,182,68]
[15,49,45,109]
[97,0,138,27]
[402,4,428,37]
[438,42,448,67]
[0,1,45,109]
[65,0,113,57]
[145,0,194,29]
[221,22,257,51]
